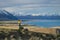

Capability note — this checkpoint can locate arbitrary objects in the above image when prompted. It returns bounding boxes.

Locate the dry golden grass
[0,23,58,35]
[0,24,19,30]
[23,26,56,34]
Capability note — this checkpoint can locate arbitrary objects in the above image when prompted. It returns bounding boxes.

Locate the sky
[0,0,60,16]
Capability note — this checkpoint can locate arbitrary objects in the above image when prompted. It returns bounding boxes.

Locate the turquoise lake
[22,20,60,28]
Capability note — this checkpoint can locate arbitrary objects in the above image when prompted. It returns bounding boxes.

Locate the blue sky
[0,0,60,16]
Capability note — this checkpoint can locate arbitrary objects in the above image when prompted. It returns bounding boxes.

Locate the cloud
[2,4,60,13]
[0,0,48,4]
[1,0,60,16]
[0,0,47,8]
[50,0,60,4]
[0,0,60,8]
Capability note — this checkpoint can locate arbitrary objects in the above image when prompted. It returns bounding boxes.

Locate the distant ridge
[0,10,60,20]
[17,15,60,20]
[0,10,18,21]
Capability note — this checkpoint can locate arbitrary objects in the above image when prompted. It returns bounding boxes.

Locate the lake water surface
[22,20,60,28]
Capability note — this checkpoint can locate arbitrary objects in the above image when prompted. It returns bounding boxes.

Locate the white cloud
[31,14,41,16]
[50,0,60,4]
[0,0,47,8]
[0,0,48,4]
[3,7,16,12]
[1,3,60,16]
[0,0,60,8]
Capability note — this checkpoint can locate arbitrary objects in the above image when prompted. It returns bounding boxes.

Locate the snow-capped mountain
[0,10,18,20]
[15,13,60,20]
[1,9,60,20]
[10,12,60,17]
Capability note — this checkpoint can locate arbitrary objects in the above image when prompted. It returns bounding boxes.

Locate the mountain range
[0,10,18,20]
[0,10,60,20]
[17,15,60,20]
